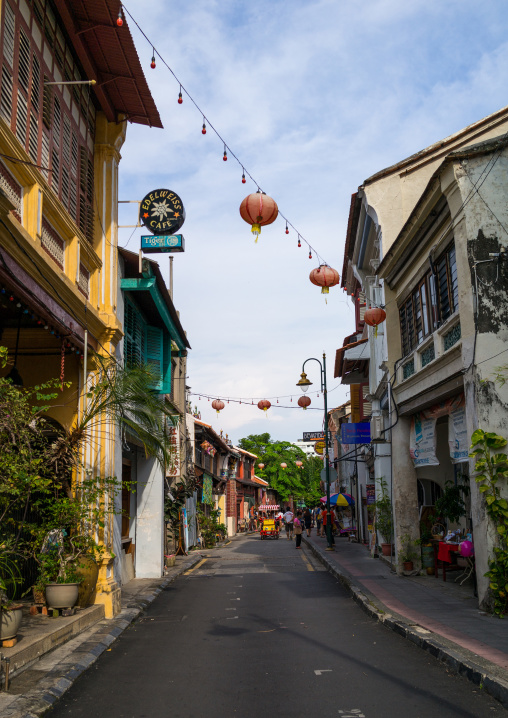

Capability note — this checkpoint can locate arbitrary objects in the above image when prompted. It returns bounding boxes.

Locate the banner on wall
[410,413,439,467]
[409,395,466,467]
[448,405,469,463]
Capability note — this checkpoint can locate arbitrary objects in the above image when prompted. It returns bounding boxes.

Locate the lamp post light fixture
[296,352,334,551]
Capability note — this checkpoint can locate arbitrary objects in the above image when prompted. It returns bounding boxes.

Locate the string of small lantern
[116,3,335,276]
[189,390,333,414]
[194,396,322,415]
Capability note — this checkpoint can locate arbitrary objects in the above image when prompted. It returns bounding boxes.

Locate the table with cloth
[434,541,462,581]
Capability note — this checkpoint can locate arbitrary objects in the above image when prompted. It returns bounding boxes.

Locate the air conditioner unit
[370,415,386,443]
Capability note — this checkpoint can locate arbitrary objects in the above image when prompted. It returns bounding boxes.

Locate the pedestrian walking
[303,507,312,537]
[321,505,335,546]
[315,504,323,536]
[294,510,303,549]
[283,507,294,539]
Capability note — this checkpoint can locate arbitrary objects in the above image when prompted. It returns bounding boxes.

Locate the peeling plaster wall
[447,149,508,607]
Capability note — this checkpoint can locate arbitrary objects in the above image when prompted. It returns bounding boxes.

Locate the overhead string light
[119,3,331,269]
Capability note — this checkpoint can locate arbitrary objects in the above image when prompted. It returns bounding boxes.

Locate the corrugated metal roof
[56,0,162,128]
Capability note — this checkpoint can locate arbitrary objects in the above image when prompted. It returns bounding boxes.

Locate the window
[124,299,172,394]
[0,0,96,241]
[399,242,458,356]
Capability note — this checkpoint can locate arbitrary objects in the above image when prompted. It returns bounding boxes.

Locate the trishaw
[259,518,279,539]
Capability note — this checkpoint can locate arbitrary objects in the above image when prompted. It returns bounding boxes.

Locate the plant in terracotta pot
[400,533,418,572]
[374,478,393,556]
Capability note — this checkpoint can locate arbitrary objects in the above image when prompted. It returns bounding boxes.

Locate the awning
[258,504,280,511]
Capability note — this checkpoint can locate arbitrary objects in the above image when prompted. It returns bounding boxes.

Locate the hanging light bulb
[309,250,312,259]
[223,145,228,161]
[285,222,289,235]
[202,119,207,135]
[242,170,246,184]
[298,236,301,248]
[150,49,156,69]
[178,87,183,104]
[116,6,123,26]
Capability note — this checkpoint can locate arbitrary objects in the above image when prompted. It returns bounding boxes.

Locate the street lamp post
[296,352,334,551]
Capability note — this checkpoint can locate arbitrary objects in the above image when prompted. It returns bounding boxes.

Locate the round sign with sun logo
[139,189,186,235]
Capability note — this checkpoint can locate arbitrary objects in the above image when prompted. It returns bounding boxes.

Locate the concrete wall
[135,454,164,578]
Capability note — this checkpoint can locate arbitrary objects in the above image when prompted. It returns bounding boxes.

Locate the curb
[302,536,508,710]
[0,553,203,718]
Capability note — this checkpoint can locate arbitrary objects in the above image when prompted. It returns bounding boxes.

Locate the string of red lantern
[118,3,330,268]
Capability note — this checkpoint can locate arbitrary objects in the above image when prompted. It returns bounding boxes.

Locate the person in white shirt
[283,508,294,539]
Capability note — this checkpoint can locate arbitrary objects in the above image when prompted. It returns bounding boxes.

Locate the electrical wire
[120,2,330,268]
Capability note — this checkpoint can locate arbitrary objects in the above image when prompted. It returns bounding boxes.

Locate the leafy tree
[238,433,322,504]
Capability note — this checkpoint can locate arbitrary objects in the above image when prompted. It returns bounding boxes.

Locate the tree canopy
[238,433,323,506]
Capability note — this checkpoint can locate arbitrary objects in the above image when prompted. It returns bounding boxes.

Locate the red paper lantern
[257,399,271,413]
[280,463,287,470]
[211,399,225,415]
[309,265,340,295]
[258,463,265,470]
[295,460,303,468]
[239,191,278,243]
[298,396,311,410]
[364,307,386,327]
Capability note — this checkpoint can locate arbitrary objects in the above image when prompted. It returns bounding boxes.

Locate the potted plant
[0,545,23,642]
[434,479,469,529]
[400,533,418,571]
[417,524,435,574]
[374,478,393,556]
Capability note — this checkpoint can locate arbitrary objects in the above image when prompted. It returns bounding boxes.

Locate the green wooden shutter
[125,300,145,367]
[161,333,172,394]
[145,325,163,391]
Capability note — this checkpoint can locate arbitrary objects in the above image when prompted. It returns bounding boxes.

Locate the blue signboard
[341,423,371,444]
[141,234,185,253]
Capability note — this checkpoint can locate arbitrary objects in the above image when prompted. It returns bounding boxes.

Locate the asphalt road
[46,535,506,718]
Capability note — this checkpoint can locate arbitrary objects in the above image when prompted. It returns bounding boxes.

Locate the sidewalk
[0,552,203,718]
[303,533,508,709]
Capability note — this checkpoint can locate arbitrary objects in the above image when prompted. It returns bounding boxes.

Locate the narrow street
[45,535,505,718]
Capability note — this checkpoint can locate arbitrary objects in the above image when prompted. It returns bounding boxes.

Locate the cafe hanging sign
[139,189,186,253]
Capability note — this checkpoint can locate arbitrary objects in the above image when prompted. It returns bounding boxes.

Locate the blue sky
[117,0,508,444]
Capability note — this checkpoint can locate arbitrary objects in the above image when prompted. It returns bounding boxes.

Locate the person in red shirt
[321,505,336,546]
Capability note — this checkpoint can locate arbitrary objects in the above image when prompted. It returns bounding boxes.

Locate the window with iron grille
[399,242,458,357]
[0,0,96,240]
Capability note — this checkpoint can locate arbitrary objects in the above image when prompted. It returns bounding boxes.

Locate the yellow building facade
[0,0,161,616]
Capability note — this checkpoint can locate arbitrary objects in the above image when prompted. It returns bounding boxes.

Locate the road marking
[184,558,208,575]
[338,711,365,717]
[226,608,237,611]
[314,669,332,676]
[300,551,314,572]
[226,616,238,620]
[230,598,241,601]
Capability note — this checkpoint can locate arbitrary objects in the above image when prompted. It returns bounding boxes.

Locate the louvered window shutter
[161,334,172,394]
[145,326,163,391]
